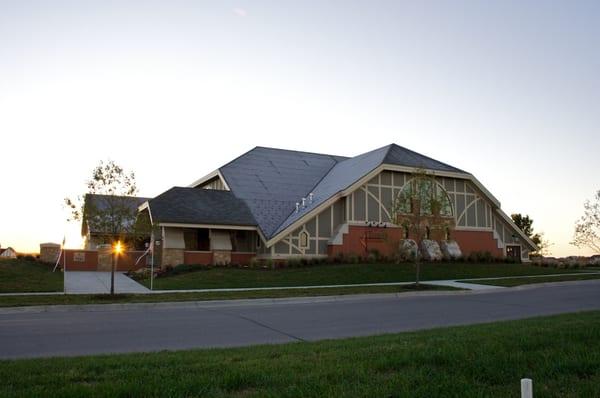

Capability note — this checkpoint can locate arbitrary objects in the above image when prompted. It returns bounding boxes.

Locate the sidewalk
[65,272,151,294]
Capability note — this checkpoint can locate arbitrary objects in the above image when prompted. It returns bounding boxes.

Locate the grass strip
[1,311,599,397]
[0,259,62,293]
[140,262,583,290]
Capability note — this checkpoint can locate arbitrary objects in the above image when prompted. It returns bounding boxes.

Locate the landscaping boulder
[398,239,418,261]
[421,239,443,261]
[440,240,462,260]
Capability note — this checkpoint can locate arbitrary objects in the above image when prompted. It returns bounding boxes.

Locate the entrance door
[506,245,521,262]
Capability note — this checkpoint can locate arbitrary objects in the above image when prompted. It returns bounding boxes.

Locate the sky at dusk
[1,1,598,256]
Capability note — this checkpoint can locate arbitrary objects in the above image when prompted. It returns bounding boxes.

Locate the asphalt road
[1,280,599,359]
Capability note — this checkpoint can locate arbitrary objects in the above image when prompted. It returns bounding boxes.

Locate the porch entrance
[506,245,521,262]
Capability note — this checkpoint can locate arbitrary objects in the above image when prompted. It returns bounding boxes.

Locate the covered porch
[158,225,259,267]
[138,186,262,268]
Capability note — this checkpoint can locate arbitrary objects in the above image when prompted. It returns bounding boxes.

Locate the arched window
[396,178,453,217]
[425,226,431,239]
[299,231,309,248]
[404,226,409,239]
[445,227,451,240]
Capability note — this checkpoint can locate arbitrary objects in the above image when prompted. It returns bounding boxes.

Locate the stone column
[97,244,113,271]
[39,243,61,264]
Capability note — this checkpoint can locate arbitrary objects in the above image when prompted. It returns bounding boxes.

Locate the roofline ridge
[252,145,348,161]
[268,156,342,238]
[387,143,466,173]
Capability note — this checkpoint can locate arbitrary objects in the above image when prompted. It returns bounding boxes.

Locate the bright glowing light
[114,241,124,254]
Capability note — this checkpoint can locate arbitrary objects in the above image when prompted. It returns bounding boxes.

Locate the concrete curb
[10,278,595,315]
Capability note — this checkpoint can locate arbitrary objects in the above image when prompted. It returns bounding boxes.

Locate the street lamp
[110,240,124,295]
[114,241,123,255]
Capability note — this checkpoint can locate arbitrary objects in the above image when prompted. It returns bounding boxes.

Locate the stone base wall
[162,248,184,268]
[97,245,113,271]
[213,250,231,266]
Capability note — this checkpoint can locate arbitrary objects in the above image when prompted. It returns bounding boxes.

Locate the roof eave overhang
[157,222,267,243]
[495,208,539,251]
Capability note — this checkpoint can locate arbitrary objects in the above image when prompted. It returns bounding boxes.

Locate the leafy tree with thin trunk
[390,168,452,286]
[65,160,148,295]
[511,213,552,256]
[571,190,600,254]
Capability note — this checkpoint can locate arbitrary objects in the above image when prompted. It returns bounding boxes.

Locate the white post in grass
[521,378,533,398]
[150,242,154,291]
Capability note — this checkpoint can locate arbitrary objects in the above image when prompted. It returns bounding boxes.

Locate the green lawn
[142,262,584,290]
[460,272,600,287]
[0,283,455,308]
[0,258,63,293]
[2,311,599,397]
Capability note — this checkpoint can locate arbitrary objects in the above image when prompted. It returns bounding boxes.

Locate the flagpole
[62,237,66,295]
[150,238,154,291]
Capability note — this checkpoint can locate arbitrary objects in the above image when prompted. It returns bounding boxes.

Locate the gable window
[299,231,309,248]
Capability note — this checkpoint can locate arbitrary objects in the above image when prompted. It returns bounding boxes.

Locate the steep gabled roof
[148,187,257,226]
[218,147,346,237]
[383,144,464,173]
[181,144,467,240]
[272,144,467,236]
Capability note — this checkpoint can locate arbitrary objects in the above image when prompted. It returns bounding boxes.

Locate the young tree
[65,160,147,295]
[511,213,553,256]
[390,168,452,286]
[571,190,600,254]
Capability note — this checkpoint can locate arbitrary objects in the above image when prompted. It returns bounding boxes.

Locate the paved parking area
[65,271,150,294]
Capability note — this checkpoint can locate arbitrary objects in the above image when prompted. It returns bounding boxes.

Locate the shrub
[286,258,300,268]
[366,249,381,263]
[347,254,360,264]
[249,258,261,268]
[466,251,494,263]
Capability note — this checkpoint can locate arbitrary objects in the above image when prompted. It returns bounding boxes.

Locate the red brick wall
[452,230,503,257]
[59,250,148,271]
[328,226,404,258]
[184,251,213,265]
[116,251,147,271]
[328,225,503,259]
[59,250,98,271]
[231,252,254,265]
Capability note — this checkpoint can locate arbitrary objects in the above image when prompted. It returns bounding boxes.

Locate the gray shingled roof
[272,144,466,236]
[383,144,464,173]
[218,147,346,237]
[148,187,256,226]
[149,144,465,240]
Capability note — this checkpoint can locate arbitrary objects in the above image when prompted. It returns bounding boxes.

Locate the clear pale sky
[1,1,598,256]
